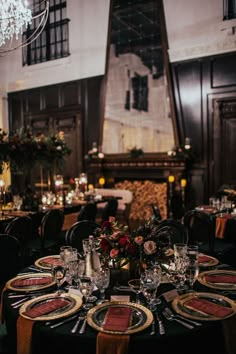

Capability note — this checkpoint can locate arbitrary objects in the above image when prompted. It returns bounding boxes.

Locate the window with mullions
[224,0,236,20]
[23,0,70,66]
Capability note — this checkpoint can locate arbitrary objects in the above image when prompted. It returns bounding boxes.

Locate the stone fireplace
[87,153,187,226]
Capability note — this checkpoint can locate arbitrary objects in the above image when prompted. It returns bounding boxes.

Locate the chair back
[0,234,21,285]
[156,219,188,246]
[101,198,118,222]
[5,216,33,247]
[77,203,97,222]
[65,220,100,253]
[40,209,64,250]
[183,210,216,254]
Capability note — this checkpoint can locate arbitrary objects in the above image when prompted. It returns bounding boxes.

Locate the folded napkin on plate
[198,255,212,263]
[41,257,63,266]
[205,275,236,284]
[185,297,234,318]
[22,298,70,318]
[12,276,52,287]
[103,306,132,332]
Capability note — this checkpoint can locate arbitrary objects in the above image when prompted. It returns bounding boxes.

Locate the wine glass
[185,261,199,292]
[128,279,141,304]
[52,265,66,295]
[93,268,110,302]
[140,269,161,310]
[79,276,95,309]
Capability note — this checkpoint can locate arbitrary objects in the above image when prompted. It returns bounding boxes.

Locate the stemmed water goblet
[93,267,110,302]
[140,269,161,310]
[128,278,141,304]
[79,276,95,310]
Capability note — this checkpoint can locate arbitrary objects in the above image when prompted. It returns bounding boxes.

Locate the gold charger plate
[172,292,236,321]
[87,301,153,334]
[198,254,219,268]
[197,269,236,290]
[35,255,63,270]
[19,292,82,321]
[6,273,56,292]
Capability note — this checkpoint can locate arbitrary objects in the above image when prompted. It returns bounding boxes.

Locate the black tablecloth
[2,269,229,354]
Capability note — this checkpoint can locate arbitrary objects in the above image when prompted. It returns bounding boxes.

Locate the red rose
[100,238,110,252]
[118,235,130,247]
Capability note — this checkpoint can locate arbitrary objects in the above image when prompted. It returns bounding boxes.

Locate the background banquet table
[2,266,230,354]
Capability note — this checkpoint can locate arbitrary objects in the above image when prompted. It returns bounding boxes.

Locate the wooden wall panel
[171,52,236,207]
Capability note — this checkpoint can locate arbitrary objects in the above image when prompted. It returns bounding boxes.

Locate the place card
[68,288,83,298]
[110,295,130,302]
[161,289,179,302]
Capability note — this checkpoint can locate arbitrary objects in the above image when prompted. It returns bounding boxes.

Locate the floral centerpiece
[131,219,171,268]
[95,217,171,270]
[95,217,138,268]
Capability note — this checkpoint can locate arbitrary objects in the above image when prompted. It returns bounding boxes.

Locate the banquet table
[1,263,235,354]
[195,205,236,241]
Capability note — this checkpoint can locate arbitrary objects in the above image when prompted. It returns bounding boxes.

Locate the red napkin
[215,215,231,239]
[103,306,132,332]
[96,333,130,354]
[41,257,63,266]
[22,298,70,318]
[17,316,35,354]
[12,276,52,287]
[205,275,236,284]
[198,255,212,263]
[185,297,234,318]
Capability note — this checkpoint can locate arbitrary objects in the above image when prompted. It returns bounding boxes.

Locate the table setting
[1,217,236,354]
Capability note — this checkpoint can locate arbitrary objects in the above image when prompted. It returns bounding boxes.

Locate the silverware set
[162,307,202,329]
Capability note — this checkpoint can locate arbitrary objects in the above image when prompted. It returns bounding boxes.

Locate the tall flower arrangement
[0,128,71,173]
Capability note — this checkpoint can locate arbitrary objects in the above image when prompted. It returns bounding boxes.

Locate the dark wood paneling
[211,53,236,88]
[8,77,103,192]
[171,52,236,206]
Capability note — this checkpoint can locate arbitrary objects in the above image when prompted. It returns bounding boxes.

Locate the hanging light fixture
[0,0,49,54]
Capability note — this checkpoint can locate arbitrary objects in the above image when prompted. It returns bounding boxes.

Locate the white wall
[0,0,110,128]
[163,0,236,62]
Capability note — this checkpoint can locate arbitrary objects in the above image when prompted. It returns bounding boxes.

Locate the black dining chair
[4,216,33,267]
[40,209,65,256]
[65,220,100,253]
[0,234,21,289]
[27,209,65,259]
[77,202,97,222]
[183,209,236,264]
[155,218,188,246]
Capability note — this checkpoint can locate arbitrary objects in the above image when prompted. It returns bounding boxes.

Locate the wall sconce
[168,175,175,183]
[99,177,105,187]
[180,179,187,188]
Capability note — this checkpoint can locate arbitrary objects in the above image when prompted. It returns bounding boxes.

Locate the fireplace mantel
[87,153,187,185]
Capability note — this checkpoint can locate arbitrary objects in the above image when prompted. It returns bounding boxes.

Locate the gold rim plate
[19,292,83,321]
[35,255,63,270]
[6,273,56,292]
[87,301,153,334]
[198,254,219,268]
[197,269,236,290]
[172,292,236,321]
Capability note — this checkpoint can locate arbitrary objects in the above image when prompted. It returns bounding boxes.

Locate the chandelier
[0,0,49,54]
